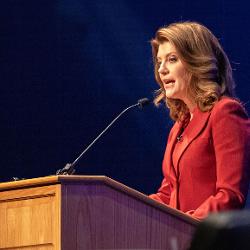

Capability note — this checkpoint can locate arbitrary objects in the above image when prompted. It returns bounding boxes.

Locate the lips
[163,79,175,85]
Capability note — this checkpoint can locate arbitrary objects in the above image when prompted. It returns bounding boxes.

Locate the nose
[158,61,169,75]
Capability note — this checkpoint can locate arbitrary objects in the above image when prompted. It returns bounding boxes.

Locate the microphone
[176,127,184,142]
[56,97,151,175]
[176,135,183,142]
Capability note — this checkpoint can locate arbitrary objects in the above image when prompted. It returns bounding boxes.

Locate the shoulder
[211,97,248,119]
[209,97,250,138]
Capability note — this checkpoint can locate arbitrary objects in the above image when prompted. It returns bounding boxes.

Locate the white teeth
[166,81,174,84]
[163,79,175,84]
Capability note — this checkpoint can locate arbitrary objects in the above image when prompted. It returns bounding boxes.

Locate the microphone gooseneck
[56,97,151,175]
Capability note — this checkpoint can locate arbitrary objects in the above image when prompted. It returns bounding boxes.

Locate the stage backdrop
[0,0,249,197]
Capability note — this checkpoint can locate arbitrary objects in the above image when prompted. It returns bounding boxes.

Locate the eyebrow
[156,51,177,61]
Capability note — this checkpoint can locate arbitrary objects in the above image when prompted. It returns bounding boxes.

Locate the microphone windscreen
[137,98,151,109]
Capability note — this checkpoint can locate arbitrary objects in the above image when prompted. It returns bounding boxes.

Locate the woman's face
[157,41,191,105]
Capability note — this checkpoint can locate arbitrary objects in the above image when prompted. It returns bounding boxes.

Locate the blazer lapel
[164,121,182,179]
[174,109,211,170]
[163,109,211,209]
[164,109,211,180]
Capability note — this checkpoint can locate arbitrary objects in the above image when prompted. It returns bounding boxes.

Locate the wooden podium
[0,175,198,250]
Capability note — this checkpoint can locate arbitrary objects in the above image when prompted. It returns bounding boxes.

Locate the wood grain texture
[0,244,54,250]
[0,176,198,250]
[0,185,61,250]
[61,182,196,250]
[0,176,60,191]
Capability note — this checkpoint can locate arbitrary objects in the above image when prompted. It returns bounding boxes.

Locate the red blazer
[150,97,250,219]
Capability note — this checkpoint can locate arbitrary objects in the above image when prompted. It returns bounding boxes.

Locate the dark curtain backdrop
[0,0,250,196]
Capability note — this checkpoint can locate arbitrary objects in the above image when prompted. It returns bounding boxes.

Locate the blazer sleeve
[186,99,250,219]
[149,177,171,204]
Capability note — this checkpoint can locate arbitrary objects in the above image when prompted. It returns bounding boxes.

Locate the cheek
[177,70,190,87]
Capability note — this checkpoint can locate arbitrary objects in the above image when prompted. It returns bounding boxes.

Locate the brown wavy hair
[151,21,235,121]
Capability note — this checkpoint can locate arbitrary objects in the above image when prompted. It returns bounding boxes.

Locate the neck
[184,99,197,116]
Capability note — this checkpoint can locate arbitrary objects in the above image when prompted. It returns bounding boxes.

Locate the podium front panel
[0,185,61,250]
[60,181,196,250]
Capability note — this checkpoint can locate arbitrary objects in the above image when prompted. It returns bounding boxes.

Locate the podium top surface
[0,175,111,190]
[0,175,199,225]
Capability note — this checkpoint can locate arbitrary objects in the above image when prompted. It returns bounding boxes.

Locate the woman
[149,21,250,220]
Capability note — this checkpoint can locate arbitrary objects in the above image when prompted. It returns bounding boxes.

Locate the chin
[165,92,176,99]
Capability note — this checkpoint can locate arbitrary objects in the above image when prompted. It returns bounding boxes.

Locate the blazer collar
[166,108,211,179]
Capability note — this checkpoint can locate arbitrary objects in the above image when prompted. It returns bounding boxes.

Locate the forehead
[157,41,177,58]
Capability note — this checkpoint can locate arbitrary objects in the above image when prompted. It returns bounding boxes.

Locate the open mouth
[163,79,175,85]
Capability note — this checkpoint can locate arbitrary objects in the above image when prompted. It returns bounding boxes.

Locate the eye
[168,55,178,63]
[156,61,163,69]
[156,60,162,66]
